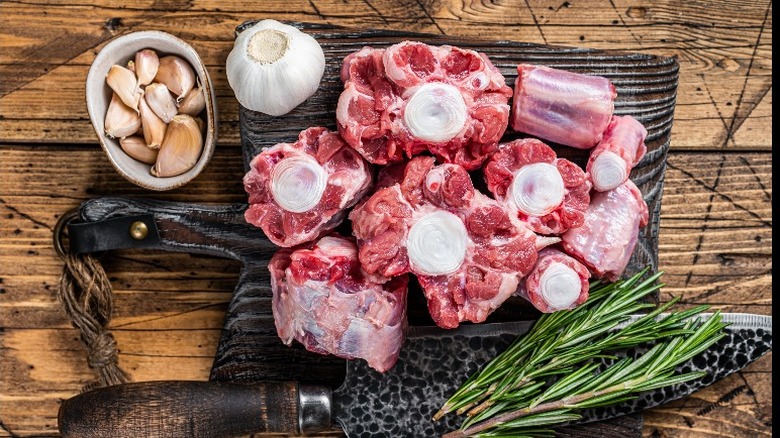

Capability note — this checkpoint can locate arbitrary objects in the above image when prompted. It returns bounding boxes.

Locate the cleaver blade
[332,312,772,437]
[57,313,771,438]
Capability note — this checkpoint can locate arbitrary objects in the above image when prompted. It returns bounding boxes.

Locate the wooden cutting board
[106,22,677,436]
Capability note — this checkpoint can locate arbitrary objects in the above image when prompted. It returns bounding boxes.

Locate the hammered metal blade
[332,314,772,438]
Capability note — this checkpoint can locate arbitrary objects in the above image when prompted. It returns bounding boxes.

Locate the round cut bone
[336,42,512,170]
[538,263,581,309]
[484,138,591,235]
[587,115,648,192]
[350,156,557,329]
[589,151,628,193]
[270,155,328,213]
[407,210,468,275]
[404,82,468,143]
[517,247,590,313]
[510,162,565,217]
[243,127,372,247]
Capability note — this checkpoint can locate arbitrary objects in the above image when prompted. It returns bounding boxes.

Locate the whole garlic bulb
[226,19,325,116]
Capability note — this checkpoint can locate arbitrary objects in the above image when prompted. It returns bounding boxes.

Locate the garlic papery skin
[226,19,326,116]
[135,49,160,86]
[106,65,142,112]
[407,211,468,276]
[104,93,141,138]
[145,83,178,123]
[403,82,468,143]
[538,262,581,311]
[120,135,159,165]
[154,55,195,102]
[590,151,628,192]
[509,163,565,216]
[270,155,328,213]
[177,86,206,116]
[139,96,166,149]
[151,114,203,178]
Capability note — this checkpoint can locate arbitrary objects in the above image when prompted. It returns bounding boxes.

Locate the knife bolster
[299,384,333,434]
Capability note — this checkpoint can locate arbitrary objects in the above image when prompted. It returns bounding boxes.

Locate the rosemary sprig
[435,270,729,438]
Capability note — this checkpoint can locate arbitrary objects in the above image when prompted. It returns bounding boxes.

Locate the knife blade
[58,313,771,438]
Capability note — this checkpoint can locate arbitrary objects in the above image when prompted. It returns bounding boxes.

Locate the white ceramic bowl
[86,30,218,191]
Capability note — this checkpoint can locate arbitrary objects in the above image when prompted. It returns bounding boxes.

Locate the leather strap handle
[70,197,275,260]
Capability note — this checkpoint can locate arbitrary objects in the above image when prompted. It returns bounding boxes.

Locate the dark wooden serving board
[78,22,677,437]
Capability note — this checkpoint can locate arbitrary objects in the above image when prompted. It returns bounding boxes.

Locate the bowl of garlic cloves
[86,30,217,191]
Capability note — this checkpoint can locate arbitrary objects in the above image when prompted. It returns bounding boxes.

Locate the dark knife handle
[58,381,332,438]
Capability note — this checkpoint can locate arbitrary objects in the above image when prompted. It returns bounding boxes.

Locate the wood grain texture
[0,0,771,436]
[0,0,772,151]
[0,147,771,437]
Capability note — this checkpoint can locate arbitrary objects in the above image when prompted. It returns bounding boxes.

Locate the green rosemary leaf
[438,271,728,438]
[632,371,708,392]
[494,410,583,430]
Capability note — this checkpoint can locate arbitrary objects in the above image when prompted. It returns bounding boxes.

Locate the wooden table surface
[0,1,771,436]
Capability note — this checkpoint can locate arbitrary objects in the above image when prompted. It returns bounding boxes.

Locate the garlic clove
[154,55,195,102]
[104,93,141,138]
[145,83,178,123]
[226,19,325,116]
[127,60,135,73]
[193,115,205,133]
[151,114,203,177]
[403,82,468,143]
[407,211,468,275]
[135,49,160,86]
[120,135,159,165]
[106,65,142,112]
[177,86,205,116]
[139,95,166,149]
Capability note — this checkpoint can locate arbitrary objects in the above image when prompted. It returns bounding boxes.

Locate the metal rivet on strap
[129,221,149,240]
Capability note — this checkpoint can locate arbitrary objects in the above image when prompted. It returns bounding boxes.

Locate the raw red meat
[336,41,513,170]
[484,138,591,235]
[269,235,409,373]
[517,247,590,313]
[562,180,649,281]
[587,115,648,192]
[511,64,616,149]
[243,127,373,247]
[349,156,557,329]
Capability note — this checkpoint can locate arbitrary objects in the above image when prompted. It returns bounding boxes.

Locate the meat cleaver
[56,198,772,438]
[59,307,771,437]
[57,22,732,438]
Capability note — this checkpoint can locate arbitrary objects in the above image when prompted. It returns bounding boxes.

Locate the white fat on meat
[269,235,408,373]
[336,42,512,170]
[562,180,649,281]
[349,157,557,329]
[243,127,372,247]
[587,115,648,192]
[517,247,591,313]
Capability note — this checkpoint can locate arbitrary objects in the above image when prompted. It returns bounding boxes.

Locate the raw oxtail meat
[516,247,591,313]
[349,156,557,329]
[484,138,591,235]
[511,64,616,149]
[269,235,409,373]
[336,41,513,170]
[587,115,648,192]
[562,180,649,281]
[243,127,372,247]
